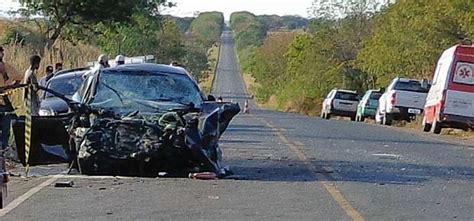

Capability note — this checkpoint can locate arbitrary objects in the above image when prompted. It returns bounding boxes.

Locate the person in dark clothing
[55,62,63,72]
[0,46,22,150]
[39,65,54,87]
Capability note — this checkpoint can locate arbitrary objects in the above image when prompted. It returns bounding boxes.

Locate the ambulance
[423,40,474,134]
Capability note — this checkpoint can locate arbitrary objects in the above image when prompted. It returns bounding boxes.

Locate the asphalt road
[2,31,473,221]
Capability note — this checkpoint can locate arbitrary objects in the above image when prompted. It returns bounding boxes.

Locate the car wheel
[350,115,356,121]
[422,116,431,132]
[431,120,442,134]
[383,113,392,126]
[360,116,365,122]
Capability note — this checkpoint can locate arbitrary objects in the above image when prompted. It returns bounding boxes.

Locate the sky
[1,0,314,19]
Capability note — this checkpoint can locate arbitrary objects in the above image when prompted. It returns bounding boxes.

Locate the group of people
[0,50,174,151]
[95,54,126,70]
[0,46,66,151]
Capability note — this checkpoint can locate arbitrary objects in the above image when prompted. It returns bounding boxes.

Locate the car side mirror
[207,95,216,101]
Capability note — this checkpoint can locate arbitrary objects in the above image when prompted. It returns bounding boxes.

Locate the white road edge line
[0,172,142,217]
[0,174,61,217]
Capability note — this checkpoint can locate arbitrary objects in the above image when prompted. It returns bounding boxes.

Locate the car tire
[431,120,442,134]
[383,113,392,126]
[350,115,356,121]
[360,115,365,122]
[422,116,431,132]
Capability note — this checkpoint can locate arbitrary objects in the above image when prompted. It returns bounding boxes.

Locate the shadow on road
[225,158,474,185]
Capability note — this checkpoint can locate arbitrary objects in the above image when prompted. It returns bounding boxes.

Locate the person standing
[0,46,22,150]
[98,54,110,69]
[39,65,54,87]
[54,62,63,73]
[23,55,41,116]
[115,55,125,66]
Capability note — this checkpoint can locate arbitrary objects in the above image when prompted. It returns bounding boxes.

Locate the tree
[230,12,267,48]
[18,0,172,44]
[97,13,184,63]
[356,0,474,87]
[189,12,224,47]
[247,32,297,101]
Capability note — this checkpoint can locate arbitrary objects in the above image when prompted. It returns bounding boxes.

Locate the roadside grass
[402,118,474,140]
[199,44,220,94]
[1,20,101,115]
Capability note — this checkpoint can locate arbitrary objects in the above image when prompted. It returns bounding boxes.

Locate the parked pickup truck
[376,78,430,126]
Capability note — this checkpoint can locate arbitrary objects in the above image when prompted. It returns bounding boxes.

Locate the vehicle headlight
[39,109,56,116]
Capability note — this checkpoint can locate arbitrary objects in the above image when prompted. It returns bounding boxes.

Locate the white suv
[321,89,359,121]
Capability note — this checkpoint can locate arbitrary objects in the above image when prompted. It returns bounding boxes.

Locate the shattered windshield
[45,73,84,98]
[90,70,204,114]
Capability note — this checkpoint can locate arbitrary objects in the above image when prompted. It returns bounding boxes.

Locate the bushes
[230,12,267,48]
[189,12,224,47]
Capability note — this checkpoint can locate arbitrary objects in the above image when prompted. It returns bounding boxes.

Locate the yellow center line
[252,115,365,221]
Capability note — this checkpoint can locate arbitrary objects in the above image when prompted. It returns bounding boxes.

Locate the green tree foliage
[97,13,185,63]
[18,0,173,43]
[182,43,209,81]
[190,12,224,47]
[167,16,194,33]
[258,15,309,31]
[230,11,267,48]
[357,0,474,87]
[281,16,309,30]
[245,32,297,101]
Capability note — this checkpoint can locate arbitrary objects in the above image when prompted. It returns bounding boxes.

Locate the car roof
[367,89,382,93]
[50,70,87,81]
[103,63,189,75]
[335,89,357,94]
[54,67,90,77]
[397,77,421,83]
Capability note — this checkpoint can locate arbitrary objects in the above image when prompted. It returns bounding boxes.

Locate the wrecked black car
[13,64,240,177]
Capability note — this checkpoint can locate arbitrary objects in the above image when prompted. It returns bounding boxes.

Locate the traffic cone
[243,100,250,114]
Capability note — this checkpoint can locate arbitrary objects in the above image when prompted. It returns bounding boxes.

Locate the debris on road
[189,172,217,180]
[54,181,74,188]
[208,195,220,200]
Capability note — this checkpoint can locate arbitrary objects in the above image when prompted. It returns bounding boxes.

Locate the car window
[394,80,430,93]
[369,92,382,100]
[90,70,204,114]
[334,92,359,101]
[45,74,84,98]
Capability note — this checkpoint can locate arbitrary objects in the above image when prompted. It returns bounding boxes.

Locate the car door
[358,92,370,114]
[12,115,71,166]
[323,90,335,113]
